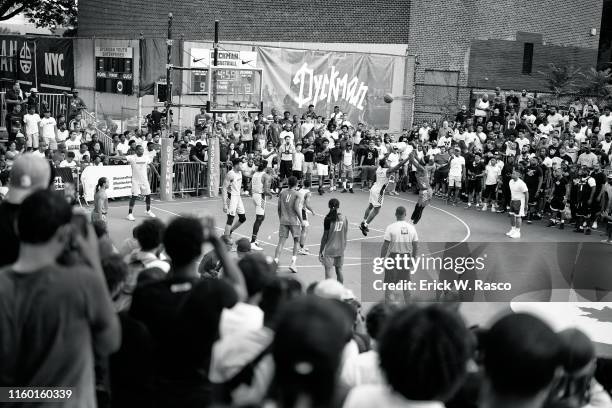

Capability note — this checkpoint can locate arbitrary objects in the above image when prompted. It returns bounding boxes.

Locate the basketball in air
[383,93,394,103]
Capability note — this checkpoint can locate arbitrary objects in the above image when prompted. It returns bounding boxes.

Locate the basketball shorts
[527,188,538,206]
[448,174,462,188]
[321,256,344,270]
[369,184,386,208]
[226,193,245,216]
[341,164,354,179]
[330,163,341,177]
[26,132,39,148]
[45,136,58,151]
[280,160,292,178]
[467,179,482,193]
[132,182,151,196]
[279,224,301,238]
[252,192,266,216]
[292,170,303,180]
[302,209,309,227]
[303,162,315,174]
[419,188,433,203]
[316,163,329,177]
[483,184,497,200]
[549,197,564,212]
[509,199,525,217]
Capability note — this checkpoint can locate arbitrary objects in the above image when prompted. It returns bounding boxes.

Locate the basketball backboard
[207,67,263,113]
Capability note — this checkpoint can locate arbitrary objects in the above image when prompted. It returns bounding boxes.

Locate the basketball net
[237,108,250,122]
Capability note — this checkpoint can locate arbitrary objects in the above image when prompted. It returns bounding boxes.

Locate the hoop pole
[213,20,219,123]
[166,13,173,133]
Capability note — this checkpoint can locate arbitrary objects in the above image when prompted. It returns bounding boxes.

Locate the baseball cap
[6,153,51,204]
[314,279,355,301]
[29,87,38,93]
[607,174,612,179]
[236,238,252,253]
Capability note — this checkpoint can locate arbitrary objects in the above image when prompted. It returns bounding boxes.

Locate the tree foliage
[0,0,77,31]
[578,67,612,105]
[538,63,583,98]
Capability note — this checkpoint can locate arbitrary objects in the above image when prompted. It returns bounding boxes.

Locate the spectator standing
[0,190,120,407]
[23,105,41,150]
[67,88,87,120]
[0,154,51,267]
[5,81,24,113]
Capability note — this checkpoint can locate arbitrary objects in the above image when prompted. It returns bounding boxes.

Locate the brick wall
[77,0,411,43]
[408,0,603,123]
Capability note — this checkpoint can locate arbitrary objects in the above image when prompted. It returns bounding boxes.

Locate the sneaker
[601,239,612,245]
[526,219,532,225]
[359,222,368,237]
[547,220,556,227]
[289,263,298,273]
[585,229,592,235]
[506,228,515,236]
[341,188,348,193]
[251,242,264,251]
[330,186,336,192]
[318,188,324,196]
[509,230,521,239]
[126,213,136,221]
[298,248,309,255]
[146,210,156,218]
[349,188,354,194]
[466,203,472,208]
[592,221,598,230]
[559,223,564,230]
[481,204,488,211]
[491,206,496,213]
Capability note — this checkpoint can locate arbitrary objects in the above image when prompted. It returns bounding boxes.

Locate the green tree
[578,68,612,106]
[538,63,582,105]
[0,0,77,31]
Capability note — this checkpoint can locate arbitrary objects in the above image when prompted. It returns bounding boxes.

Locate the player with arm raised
[274,176,303,273]
[222,158,247,244]
[359,154,412,236]
[250,162,273,251]
[115,144,155,221]
[407,149,433,224]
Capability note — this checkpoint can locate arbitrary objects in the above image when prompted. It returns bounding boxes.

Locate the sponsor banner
[81,165,133,201]
[207,135,220,197]
[257,46,396,128]
[159,138,173,201]
[360,242,612,303]
[189,48,257,94]
[95,46,133,58]
[0,35,74,92]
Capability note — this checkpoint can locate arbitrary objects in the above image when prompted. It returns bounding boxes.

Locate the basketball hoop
[237,108,250,122]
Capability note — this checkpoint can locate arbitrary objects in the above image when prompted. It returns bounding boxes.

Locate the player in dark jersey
[319,198,349,283]
[570,167,596,234]
[547,168,569,229]
[407,150,432,224]
[274,176,303,273]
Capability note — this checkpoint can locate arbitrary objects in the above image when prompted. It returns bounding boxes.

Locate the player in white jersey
[340,144,355,193]
[222,158,247,243]
[116,144,156,221]
[359,154,411,236]
[250,162,273,251]
[297,179,318,255]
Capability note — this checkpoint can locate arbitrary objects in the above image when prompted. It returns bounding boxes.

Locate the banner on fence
[207,135,220,197]
[82,165,132,201]
[0,35,74,92]
[257,46,396,128]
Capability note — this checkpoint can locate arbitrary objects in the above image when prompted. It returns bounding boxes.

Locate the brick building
[78,0,606,126]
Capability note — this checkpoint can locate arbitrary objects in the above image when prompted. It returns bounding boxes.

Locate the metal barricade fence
[81,110,115,154]
[149,162,208,197]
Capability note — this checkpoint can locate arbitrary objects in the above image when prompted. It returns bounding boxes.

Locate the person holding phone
[91,177,109,227]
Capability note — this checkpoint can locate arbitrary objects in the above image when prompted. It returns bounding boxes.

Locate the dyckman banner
[0,35,74,92]
[257,47,396,128]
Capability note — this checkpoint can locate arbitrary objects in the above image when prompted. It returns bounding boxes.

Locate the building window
[522,43,534,74]
[422,70,460,112]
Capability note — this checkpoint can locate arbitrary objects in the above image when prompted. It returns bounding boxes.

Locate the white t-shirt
[509,178,528,201]
[464,132,477,146]
[262,148,276,168]
[341,350,384,387]
[599,114,612,135]
[59,160,77,169]
[39,117,56,140]
[485,164,501,185]
[56,129,69,143]
[65,138,81,152]
[344,385,445,408]
[280,130,294,144]
[219,302,264,338]
[292,152,304,171]
[23,113,41,135]
[116,142,130,155]
[384,221,418,255]
[126,154,151,184]
[387,152,400,168]
[449,155,465,177]
[538,123,554,135]
[516,137,530,151]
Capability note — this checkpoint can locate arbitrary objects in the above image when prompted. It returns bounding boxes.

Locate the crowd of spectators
[1,152,612,408]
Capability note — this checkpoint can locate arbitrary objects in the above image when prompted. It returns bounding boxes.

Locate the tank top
[373,167,389,189]
[252,172,264,194]
[279,189,300,225]
[227,170,242,195]
[323,214,348,257]
[343,150,353,166]
[416,166,430,190]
